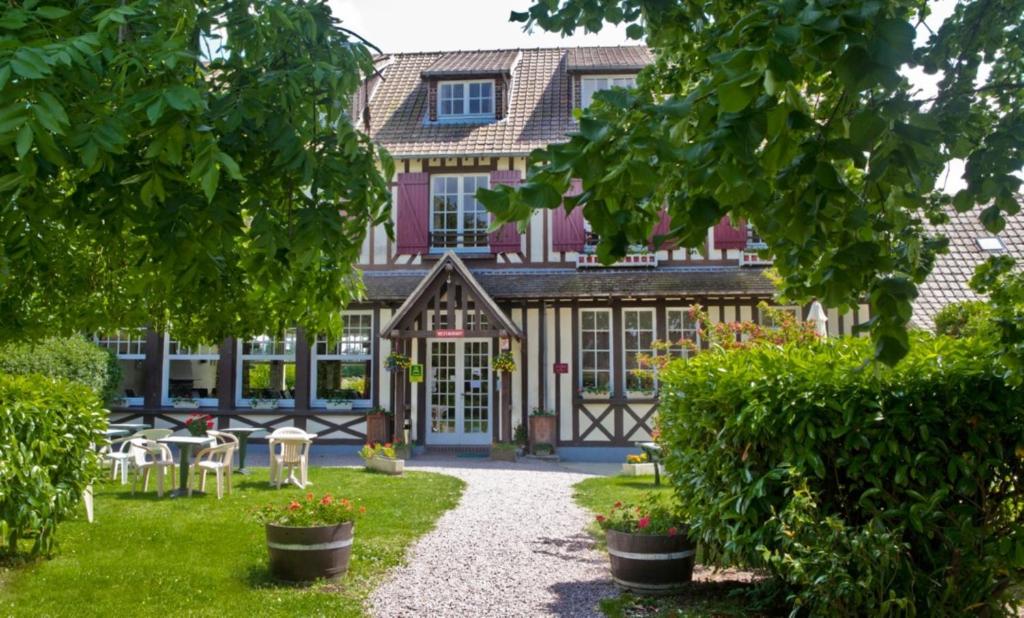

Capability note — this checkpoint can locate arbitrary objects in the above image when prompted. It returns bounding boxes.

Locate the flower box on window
[250,398,279,410]
[172,397,199,409]
[325,400,354,411]
[581,387,612,400]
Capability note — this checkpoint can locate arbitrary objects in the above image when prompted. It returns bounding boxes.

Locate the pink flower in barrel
[595,495,694,593]
[254,494,364,583]
[183,413,213,437]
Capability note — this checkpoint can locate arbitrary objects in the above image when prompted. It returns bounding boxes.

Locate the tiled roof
[362,266,777,302]
[368,46,650,156]
[565,46,653,72]
[421,50,518,77]
[912,206,1024,330]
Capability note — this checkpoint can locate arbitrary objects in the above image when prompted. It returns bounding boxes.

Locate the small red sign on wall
[553,362,569,374]
[434,329,465,338]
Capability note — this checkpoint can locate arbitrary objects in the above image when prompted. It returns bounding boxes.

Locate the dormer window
[438,80,494,119]
[580,75,636,108]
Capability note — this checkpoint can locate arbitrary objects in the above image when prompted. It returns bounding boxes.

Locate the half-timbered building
[107,46,871,459]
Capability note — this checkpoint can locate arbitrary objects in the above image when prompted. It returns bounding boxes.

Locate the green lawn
[0,467,464,617]
[573,475,759,617]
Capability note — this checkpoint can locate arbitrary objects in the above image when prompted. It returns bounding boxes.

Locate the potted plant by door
[255,493,365,583]
[364,406,391,444]
[529,407,557,454]
[359,442,404,475]
[490,441,517,462]
[595,496,695,593]
[392,438,412,461]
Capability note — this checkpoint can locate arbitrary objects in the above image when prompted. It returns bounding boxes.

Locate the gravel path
[368,458,616,617]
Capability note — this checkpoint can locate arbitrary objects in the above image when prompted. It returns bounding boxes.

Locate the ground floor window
[237,330,297,407]
[623,308,656,395]
[666,308,701,357]
[311,312,373,408]
[163,338,220,407]
[758,305,801,329]
[94,329,146,405]
[579,309,612,394]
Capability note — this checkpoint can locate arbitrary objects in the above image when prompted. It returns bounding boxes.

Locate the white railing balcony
[740,242,772,266]
[577,252,658,269]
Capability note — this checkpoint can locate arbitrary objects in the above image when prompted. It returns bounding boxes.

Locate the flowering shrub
[594,495,685,536]
[625,453,648,464]
[183,413,213,436]
[358,442,395,460]
[254,492,365,527]
[491,351,516,373]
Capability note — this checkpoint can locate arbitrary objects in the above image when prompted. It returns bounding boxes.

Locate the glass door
[428,339,491,445]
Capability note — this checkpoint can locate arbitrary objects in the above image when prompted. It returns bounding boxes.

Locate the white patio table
[158,435,215,497]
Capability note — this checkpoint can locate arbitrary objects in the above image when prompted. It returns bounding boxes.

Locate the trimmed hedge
[0,373,106,555]
[0,336,121,402]
[659,334,1024,616]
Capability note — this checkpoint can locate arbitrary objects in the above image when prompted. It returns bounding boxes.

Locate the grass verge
[0,467,463,617]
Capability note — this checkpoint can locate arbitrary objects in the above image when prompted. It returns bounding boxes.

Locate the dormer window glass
[439,80,494,119]
[580,75,636,108]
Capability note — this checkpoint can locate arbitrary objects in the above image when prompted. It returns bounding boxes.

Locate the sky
[327,0,632,52]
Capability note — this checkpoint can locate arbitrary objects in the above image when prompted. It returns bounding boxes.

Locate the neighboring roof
[421,50,518,78]
[367,46,651,157]
[363,265,777,302]
[912,206,1024,330]
[565,46,654,72]
[378,252,524,339]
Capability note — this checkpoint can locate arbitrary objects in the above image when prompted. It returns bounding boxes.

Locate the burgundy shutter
[649,208,676,250]
[395,173,430,255]
[489,170,522,254]
[552,178,585,253]
[713,216,747,250]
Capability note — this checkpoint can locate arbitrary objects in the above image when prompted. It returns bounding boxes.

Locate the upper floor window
[580,75,636,109]
[438,80,494,119]
[431,175,490,251]
[747,224,767,249]
[94,329,146,406]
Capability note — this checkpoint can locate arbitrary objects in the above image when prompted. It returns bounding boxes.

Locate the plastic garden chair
[268,428,312,489]
[207,430,239,447]
[137,428,173,440]
[187,442,235,499]
[128,438,176,498]
[103,435,138,485]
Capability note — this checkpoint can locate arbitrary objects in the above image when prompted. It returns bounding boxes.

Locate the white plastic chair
[129,439,176,498]
[268,428,312,489]
[103,435,137,485]
[137,428,173,440]
[187,442,235,499]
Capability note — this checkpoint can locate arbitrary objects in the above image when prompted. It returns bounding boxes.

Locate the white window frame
[235,330,297,408]
[162,336,220,408]
[622,308,657,396]
[94,329,147,406]
[580,74,637,109]
[747,223,767,249]
[310,311,374,410]
[666,308,701,358]
[579,308,613,394]
[437,79,495,120]
[430,174,491,253]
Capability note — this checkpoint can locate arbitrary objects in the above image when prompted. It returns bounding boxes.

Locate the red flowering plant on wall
[253,492,366,527]
[595,494,686,536]
[183,413,213,437]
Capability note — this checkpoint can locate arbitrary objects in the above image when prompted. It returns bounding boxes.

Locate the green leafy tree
[0,0,392,342]
[481,0,1023,364]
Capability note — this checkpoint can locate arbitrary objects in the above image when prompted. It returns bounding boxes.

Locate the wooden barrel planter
[606,529,695,594]
[265,522,354,583]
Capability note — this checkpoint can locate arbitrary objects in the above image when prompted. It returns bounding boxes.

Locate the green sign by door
[409,363,424,383]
